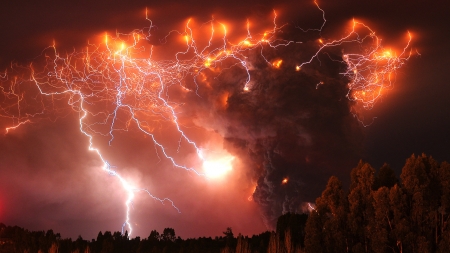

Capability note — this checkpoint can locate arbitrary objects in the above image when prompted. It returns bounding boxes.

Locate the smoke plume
[184,25,363,228]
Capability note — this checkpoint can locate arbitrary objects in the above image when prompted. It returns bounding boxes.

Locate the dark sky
[1,0,449,240]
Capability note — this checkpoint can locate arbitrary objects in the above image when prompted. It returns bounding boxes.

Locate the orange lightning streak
[0,2,415,235]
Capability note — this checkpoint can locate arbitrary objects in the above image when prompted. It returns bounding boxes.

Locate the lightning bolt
[0,1,415,236]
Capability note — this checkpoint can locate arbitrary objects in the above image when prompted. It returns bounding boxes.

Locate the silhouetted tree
[223,227,234,239]
[267,231,277,253]
[235,235,251,253]
[161,228,176,242]
[148,230,160,242]
[276,212,307,252]
[100,231,114,253]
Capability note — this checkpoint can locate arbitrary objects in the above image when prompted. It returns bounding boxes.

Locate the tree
[438,161,450,245]
[236,235,251,253]
[74,235,87,253]
[388,184,411,253]
[222,227,236,250]
[304,211,323,253]
[48,243,58,253]
[276,212,308,251]
[371,186,393,253]
[267,231,278,253]
[348,161,375,253]
[314,176,347,252]
[223,227,234,239]
[161,228,176,242]
[100,231,114,253]
[437,229,450,253]
[94,231,104,253]
[374,163,398,190]
[400,154,440,252]
[147,230,160,243]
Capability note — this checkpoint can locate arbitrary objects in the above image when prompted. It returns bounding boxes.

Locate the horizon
[1,0,449,240]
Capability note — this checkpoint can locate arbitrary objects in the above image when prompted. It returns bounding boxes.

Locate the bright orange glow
[259,32,269,43]
[273,59,283,68]
[114,42,127,55]
[204,58,212,67]
[383,50,392,58]
[217,92,229,108]
[243,40,252,46]
[248,185,257,201]
[221,23,227,35]
[342,25,414,112]
[0,4,415,234]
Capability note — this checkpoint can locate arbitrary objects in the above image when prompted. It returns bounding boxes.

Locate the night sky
[1,0,449,240]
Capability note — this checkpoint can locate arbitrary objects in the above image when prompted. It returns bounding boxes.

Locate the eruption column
[0,2,414,233]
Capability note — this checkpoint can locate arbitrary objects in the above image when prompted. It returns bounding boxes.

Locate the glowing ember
[273,59,283,68]
[0,0,414,235]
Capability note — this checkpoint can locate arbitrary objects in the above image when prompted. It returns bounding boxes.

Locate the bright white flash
[199,150,234,179]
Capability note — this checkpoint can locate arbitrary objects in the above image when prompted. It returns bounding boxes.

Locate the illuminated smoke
[0,2,413,233]
[188,30,363,227]
[178,19,412,228]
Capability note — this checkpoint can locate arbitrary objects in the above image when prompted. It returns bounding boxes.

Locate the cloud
[179,24,363,228]
[0,3,365,237]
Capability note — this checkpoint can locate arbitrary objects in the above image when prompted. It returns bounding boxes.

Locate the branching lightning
[0,1,414,235]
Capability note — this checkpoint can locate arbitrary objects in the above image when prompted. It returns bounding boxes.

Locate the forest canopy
[1,153,449,253]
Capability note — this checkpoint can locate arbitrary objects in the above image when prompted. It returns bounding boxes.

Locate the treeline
[305,154,450,253]
[1,153,450,253]
[0,219,306,253]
